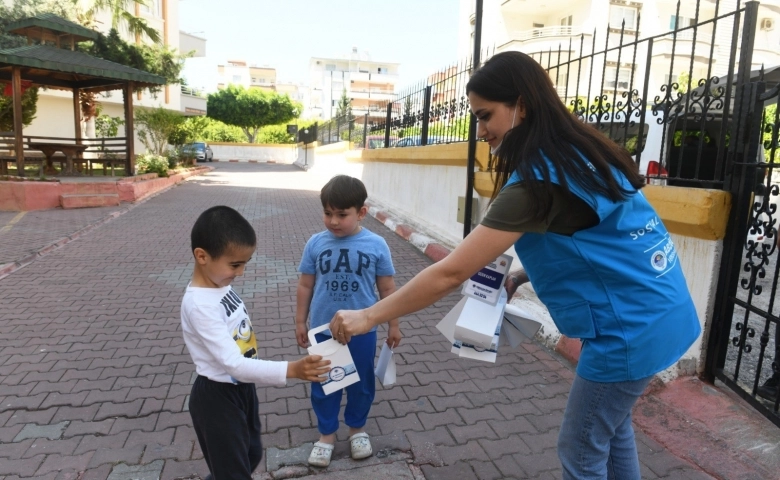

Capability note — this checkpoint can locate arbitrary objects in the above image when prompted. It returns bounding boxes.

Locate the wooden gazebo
[0,13,166,176]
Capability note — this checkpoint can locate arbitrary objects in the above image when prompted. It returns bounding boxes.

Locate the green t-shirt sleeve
[480,182,600,235]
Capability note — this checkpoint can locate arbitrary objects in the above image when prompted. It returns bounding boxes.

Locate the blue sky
[179,0,462,93]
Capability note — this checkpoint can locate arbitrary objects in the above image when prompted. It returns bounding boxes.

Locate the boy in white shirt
[182,206,330,480]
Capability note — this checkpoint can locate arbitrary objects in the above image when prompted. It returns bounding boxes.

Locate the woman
[330,51,701,480]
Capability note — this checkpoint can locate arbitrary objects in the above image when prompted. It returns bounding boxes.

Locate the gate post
[705,81,766,380]
[384,103,392,148]
[362,114,368,149]
[421,86,432,146]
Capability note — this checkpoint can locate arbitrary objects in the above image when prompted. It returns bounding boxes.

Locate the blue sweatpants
[311,331,377,435]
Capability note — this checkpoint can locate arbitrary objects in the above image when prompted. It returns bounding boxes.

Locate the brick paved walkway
[0,163,717,479]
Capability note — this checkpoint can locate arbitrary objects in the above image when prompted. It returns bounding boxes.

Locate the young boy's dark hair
[191,205,256,257]
[320,175,367,210]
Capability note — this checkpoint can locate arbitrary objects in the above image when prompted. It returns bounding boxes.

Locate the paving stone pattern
[0,163,713,479]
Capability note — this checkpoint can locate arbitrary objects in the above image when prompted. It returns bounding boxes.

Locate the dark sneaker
[757,373,780,401]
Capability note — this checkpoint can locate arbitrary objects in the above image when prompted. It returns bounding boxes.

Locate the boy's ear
[193,247,210,265]
[357,206,368,220]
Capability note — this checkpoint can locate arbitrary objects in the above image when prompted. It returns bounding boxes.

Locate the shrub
[136,153,169,177]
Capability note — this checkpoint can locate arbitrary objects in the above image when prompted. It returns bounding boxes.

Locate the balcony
[180,86,207,116]
[501,0,573,16]
[352,105,388,119]
[348,71,399,84]
[179,31,206,57]
[498,26,589,54]
[350,88,395,101]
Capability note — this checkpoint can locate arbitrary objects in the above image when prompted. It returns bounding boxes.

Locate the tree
[207,85,301,143]
[135,107,185,156]
[0,0,75,129]
[0,87,38,131]
[82,29,187,93]
[72,0,161,44]
[335,88,352,119]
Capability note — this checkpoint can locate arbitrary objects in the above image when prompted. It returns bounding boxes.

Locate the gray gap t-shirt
[299,227,395,331]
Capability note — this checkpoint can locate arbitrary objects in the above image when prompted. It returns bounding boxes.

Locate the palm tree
[70,0,162,137]
[72,0,161,44]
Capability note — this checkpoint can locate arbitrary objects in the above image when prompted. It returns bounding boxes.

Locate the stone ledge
[642,185,731,240]
[60,193,120,209]
[473,174,733,241]
[355,142,491,170]
[1,167,211,211]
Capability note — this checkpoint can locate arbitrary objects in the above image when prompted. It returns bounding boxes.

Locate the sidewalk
[0,162,777,479]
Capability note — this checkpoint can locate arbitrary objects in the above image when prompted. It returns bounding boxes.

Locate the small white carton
[454,289,507,349]
[307,325,360,395]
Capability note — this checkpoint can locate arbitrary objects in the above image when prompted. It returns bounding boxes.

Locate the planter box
[0,167,210,211]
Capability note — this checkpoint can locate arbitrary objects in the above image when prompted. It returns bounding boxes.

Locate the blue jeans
[558,374,652,480]
[311,331,376,435]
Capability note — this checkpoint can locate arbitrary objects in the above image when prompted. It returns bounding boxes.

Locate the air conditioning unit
[761,18,774,30]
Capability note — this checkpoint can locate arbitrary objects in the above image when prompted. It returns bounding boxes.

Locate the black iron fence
[316,54,487,149]
[316,0,769,190]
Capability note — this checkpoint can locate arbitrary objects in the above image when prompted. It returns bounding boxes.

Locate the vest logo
[651,251,667,271]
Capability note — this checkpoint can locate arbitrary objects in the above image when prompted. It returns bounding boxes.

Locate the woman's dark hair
[466,51,644,219]
[191,206,256,258]
[320,175,367,210]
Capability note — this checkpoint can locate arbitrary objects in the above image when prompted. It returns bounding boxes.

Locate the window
[610,6,637,30]
[140,0,162,17]
[670,15,695,30]
[604,67,632,90]
[377,67,388,74]
[325,64,336,71]
[232,75,241,83]
[532,22,545,38]
[561,16,573,26]
[251,77,257,83]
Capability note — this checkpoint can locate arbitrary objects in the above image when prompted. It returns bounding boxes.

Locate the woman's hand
[504,270,529,298]
[330,309,372,344]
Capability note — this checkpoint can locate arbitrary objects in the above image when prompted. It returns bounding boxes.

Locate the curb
[365,203,451,264]
[0,168,212,281]
[364,201,581,367]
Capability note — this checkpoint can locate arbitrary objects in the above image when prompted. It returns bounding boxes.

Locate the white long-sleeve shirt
[181,284,288,385]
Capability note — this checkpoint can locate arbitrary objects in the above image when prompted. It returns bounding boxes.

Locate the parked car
[392,136,448,147]
[365,135,399,149]
[183,142,213,162]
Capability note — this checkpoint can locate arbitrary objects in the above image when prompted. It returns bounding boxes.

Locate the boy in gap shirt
[295,176,401,467]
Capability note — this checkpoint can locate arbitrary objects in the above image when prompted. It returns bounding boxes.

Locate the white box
[454,289,507,349]
[307,325,360,395]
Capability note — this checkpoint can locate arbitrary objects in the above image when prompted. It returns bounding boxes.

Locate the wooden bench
[89,155,127,176]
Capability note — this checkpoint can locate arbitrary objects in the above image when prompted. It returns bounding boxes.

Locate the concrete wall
[297,141,730,381]
[210,143,298,163]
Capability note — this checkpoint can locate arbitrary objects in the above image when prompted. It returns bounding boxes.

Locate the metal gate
[705,77,780,427]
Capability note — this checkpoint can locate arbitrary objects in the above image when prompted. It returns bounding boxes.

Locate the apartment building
[276,81,308,106]
[217,60,277,92]
[308,47,399,121]
[21,0,207,141]
[457,0,780,101]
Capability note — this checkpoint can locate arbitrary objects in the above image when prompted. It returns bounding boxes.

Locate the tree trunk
[84,117,95,138]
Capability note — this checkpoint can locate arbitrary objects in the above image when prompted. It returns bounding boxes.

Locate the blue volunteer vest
[507,154,701,382]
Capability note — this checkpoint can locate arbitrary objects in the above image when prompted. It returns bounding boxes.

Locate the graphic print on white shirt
[220,289,258,360]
